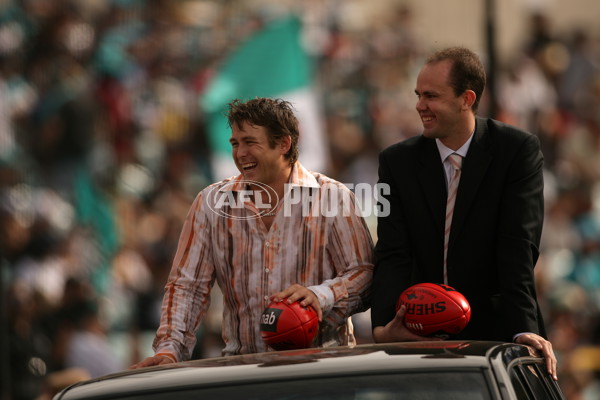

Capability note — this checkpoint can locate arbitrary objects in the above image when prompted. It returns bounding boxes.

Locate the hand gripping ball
[260,300,319,351]
[397,283,471,336]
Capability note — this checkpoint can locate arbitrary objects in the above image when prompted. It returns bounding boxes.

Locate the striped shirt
[153,162,374,359]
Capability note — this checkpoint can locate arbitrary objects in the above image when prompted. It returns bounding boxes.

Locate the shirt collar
[287,162,320,189]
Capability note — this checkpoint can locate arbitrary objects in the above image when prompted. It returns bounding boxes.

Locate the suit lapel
[450,118,493,248]
[416,137,447,235]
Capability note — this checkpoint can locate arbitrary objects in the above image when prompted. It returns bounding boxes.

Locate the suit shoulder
[477,118,542,166]
[482,118,539,144]
[380,135,424,157]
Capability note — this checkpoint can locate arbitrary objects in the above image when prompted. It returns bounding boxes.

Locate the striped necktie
[443,153,463,284]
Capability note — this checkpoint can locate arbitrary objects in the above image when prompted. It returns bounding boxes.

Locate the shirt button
[264,268,270,273]
[265,242,270,247]
[264,296,269,301]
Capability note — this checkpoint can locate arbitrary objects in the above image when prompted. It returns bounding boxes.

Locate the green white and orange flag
[200,15,327,180]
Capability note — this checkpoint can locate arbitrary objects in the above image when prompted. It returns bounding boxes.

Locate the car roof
[56,341,541,400]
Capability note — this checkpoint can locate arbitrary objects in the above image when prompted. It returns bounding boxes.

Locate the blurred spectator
[35,368,91,400]
[62,297,124,378]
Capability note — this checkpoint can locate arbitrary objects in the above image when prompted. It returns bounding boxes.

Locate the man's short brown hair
[226,97,300,165]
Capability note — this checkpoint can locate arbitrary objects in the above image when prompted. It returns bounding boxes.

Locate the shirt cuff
[513,332,534,342]
[308,285,334,313]
[153,341,183,362]
[155,352,178,363]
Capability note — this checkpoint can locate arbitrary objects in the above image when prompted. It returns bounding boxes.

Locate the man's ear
[463,90,476,110]
[279,135,292,154]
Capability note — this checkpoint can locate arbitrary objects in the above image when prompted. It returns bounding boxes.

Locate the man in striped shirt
[131,98,373,367]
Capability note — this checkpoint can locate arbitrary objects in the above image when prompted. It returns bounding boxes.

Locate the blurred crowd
[1,0,599,399]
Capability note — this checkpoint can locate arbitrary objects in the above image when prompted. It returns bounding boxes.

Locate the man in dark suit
[370,47,557,380]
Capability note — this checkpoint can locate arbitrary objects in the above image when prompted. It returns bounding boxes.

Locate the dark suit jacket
[371,117,546,342]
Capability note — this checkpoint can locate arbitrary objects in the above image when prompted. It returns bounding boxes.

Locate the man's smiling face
[229,121,291,187]
[415,59,465,141]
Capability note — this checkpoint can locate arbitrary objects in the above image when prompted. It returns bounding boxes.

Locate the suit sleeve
[496,133,545,338]
[371,150,415,329]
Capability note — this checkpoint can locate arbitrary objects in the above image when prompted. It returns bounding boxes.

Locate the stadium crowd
[1,0,599,399]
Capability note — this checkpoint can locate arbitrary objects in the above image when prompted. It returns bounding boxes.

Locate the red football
[260,300,319,351]
[397,283,471,336]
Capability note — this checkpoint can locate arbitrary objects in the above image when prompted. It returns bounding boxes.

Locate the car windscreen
[109,370,493,400]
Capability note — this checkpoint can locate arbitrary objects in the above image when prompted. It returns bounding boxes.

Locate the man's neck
[252,164,292,206]
[440,116,476,151]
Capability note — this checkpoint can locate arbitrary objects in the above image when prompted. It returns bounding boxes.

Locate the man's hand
[271,284,323,321]
[129,354,175,370]
[372,305,440,343]
[515,333,558,381]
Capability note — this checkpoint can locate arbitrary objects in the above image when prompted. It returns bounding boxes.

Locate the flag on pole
[200,15,327,181]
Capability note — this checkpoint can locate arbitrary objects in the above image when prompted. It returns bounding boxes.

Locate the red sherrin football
[260,301,319,351]
[397,283,471,336]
